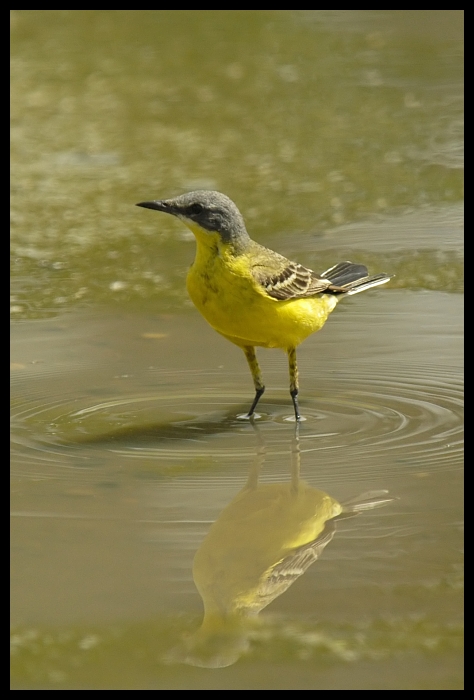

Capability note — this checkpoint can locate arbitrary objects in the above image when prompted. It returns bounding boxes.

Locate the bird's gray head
[136,191,250,251]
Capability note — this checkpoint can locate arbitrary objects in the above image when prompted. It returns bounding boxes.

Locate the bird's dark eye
[188,203,203,216]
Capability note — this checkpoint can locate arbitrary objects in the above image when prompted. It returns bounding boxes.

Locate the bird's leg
[287,347,301,421]
[290,422,301,493]
[245,422,266,491]
[243,346,265,418]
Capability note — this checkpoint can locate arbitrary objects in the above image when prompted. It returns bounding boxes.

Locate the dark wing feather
[249,243,386,300]
[248,243,333,300]
[255,261,334,300]
[242,520,338,613]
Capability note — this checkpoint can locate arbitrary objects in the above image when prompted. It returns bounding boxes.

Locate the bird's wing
[243,520,339,613]
[268,521,337,581]
[249,245,334,300]
[257,510,362,599]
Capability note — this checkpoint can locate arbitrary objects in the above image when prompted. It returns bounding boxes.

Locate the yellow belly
[186,253,338,350]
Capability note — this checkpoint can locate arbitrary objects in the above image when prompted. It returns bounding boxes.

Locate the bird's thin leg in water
[243,346,265,417]
[291,422,301,494]
[245,421,267,490]
[288,347,301,421]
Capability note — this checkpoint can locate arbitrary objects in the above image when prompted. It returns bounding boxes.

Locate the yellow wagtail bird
[136,191,391,421]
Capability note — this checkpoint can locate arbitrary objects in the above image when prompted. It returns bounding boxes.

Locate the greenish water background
[11,10,463,689]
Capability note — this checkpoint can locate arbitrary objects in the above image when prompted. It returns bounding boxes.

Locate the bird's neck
[191,230,249,267]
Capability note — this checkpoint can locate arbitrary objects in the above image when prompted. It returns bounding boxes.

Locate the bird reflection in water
[166,427,394,668]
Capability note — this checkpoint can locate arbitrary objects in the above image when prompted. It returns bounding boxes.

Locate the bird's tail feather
[344,273,392,295]
[321,261,391,295]
[341,490,396,512]
[329,490,396,524]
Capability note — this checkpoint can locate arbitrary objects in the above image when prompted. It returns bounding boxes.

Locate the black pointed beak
[136,200,175,214]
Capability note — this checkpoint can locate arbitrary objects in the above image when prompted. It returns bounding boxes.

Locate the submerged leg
[243,346,265,418]
[287,347,301,421]
[290,421,301,493]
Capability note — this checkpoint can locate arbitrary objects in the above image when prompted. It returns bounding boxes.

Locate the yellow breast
[186,241,338,350]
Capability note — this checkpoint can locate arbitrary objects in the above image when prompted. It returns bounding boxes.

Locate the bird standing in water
[137,191,391,421]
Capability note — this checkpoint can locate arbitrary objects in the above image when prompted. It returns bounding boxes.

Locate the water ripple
[10,359,463,483]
